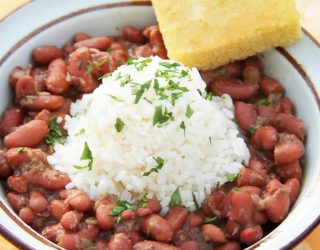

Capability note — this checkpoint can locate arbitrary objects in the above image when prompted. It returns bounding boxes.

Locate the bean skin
[42,223,65,241]
[259,76,284,97]
[34,109,52,123]
[237,168,266,188]
[20,95,64,111]
[229,190,254,224]
[207,190,225,215]
[96,239,109,250]
[234,102,257,132]
[0,151,13,177]
[32,67,48,92]
[202,224,227,243]
[60,211,83,230]
[4,120,49,148]
[46,58,69,94]
[279,97,293,114]
[73,32,92,42]
[272,113,304,141]
[285,178,301,206]
[15,75,36,99]
[6,147,46,167]
[265,188,290,223]
[274,134,304,165]
[215,241,241,250]
[108,233,132,250]
[240,186,262,196]
[133,241,178,250]
[67,190,92,212]
[10,66,31,88]
[187,213,204,227]
[7,192,27,211]
[248,159,268,178]
[179,241,200,250]
[96,203,115,229]
[225,219,240,238]
[7,176,28,193]
[165,205,188,234]
[146,199,162,213]
[29,191,48,213]
[276,160,302,182]
[251,126,278,151]
[240,225,263,245]
[135,208,152,217]
[19,207,34,225]
[74,36,111,51]
[78,224,100,240]
[57,233,81,250]
[140,214,173,242]
[265,178,283,195]
[32,45,64,65]
[222,61,242,78]
[48,200,69,220]
[0,107,24,135]
[121,210,136,221]
[122,26,146,43]
[243,63,261,85]
[142,26,165,47]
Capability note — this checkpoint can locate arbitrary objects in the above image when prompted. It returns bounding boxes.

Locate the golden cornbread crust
[152,0,301,70]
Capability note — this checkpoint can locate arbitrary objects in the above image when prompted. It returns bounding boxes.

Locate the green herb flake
[45,115,65,146]
[219,67,226,76]
[76,128,85,136]
[181,70,189,77]
[169,187,182,207]
[142,157,165,176]
[115,118,125,132]
[153,106,173,127]
[117,60,123,65]
[257,99,271,106]
[108,94,124,102]
[134,80,151,104]
[159,61,180,69]
[192,192,200,210]
[139,193,148,208]
[98,72,112,80]
[233,187,242,192]
[185,104,194,118]
[115,216,122,224]
[105,48,111,52]
[248,126,256,136]
[203,216,220,225]
[143,97,152,104]
[227,174,237,182]
[209,136,212,145]
[73,141,94,171]
[18,147,25,154]
[180,121,186,136]
[86,63,94,75]
[114,72,123,80]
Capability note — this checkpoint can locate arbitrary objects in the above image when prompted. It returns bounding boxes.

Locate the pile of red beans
[0,25,305,250]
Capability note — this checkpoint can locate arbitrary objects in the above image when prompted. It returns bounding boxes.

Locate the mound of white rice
[48,56,249,211]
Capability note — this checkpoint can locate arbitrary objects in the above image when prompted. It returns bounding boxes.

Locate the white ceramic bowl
[0,1,319,249]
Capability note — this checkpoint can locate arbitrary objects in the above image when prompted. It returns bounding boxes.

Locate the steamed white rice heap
[48,56,249,211]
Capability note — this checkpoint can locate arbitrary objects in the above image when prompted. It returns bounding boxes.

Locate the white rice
[48,56,249,211]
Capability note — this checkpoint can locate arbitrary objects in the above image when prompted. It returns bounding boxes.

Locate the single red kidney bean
[29,191,48,213]
[42,223,65,241]
[46,58,69,94]
[146,199,162,213]
[248,159,268,178]
[165,205,188,234]
[240,225,263,245]
[0,151,13,177]
[0,107,24,135]
[67,190,92,212]
[60,211,83,230]
[136,207,152,217]
[215,241,241,250]
[32,45,64,65]
[10,66,31,88]
[211,78,259,101]
[243,63,261,85]
[6,147,46,167]
[57,233,81,250]
[32,67,48,92]
[96,203,115,229]
[274,134,304,165]
[91,51,118,77]
[265,178,283,195]
[222,61,242,78]
[201,202,213,216]
[124,230,144,245]
[279,97,293,114]
[220,191,233,218]
[207,190,225,215]
[237,167,266,188]
[34,109,52,124]
[48,199,69,220]
[187,213,204,227]
[122,25,146,43]
[276,160,302,182]
[15,75,36,99]
[19,207,34,225]
[4,120,49,148]
[7,176,28,193]
[22,169,70,190]
[63,43,75,55]
[20,95,64,111]
[140,214,173,242]
[285,178,301,206]
[111,49,128,66]
[56,98,73,115]
[78,224,100,240]
[230,190,254,224]
[94,194,117,209]
[133,241,178,250]
[234,102,257,132]
[240,186,262,197]
[179,241,200,250]
[257,105,274,123]
[272,113,304,141]
[152,45,168,59]
[121,209,136,221]
[73,32,92,42]
[74,36,111,51]
[225,219,240,238]
[251,126,278,151]
[142,25,165,47]
[259,76,284,96]
[244,56,263,72]
[254,210,268,225]
[7,192,27,211]
[202,224,227,243]
[265,188,290,223]
[108,233,132,250]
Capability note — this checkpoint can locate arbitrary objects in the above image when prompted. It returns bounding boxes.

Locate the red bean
[272,113,304,141]
[225,219,240,238]
[74,36,111,51]
[134,241,178,250]
[279,97,293,114]
[60,211,83,230]
[94,194,117,208]
[29,191,48,213]
[259,76,284,97]
[121,209,136,221]
[6,147,46,167]
[46,58,69,94]
[67,190,92,212]
[15,75,36,99]
[230,190,254,224]
[240,186,262,196]
[240,225,263,245]
[251,126,278,151]
[19,207,34,225]
[0,107,24,135]
[257,105,274,123]
[146,199,162,213]
[211,78,258,101]
[179,241,200,250]
[124,230,144,245]
[207,190,225,215]
[254,210,268,225]
[91,51,118,77]
[265,188,290,223]
[7,192,27,211]
[4,120,49,148]
[243,63,261,85]
[142,26,165,47]
[73,32,92,42]
[20,95,64,111]
[108,233,132,250]
[277,160,302,182]
[78,224,100,240]
[237,168,266,188]
[122,26,145,43]
[274,134,304,165]
[202,224,227,243]
[42,223,65,241]
[111,49,128,66]
[215,241,241,250]
[265,178,283,195]
[96,203,115,229]
[7,176,28,193]
[234,102,257,132]
[222,61,242,78]
[10,66,31,88]
[48,200,69,220]
[57,233,81,250]
[96,239,109,250]
[22,169,70,190]
[165,205,188,234]
[133,44,154,58]
[285,178,301,206]
[220,192,233,217]
[32,46,64,65]
[187,213,203,227]
[135,208,152,217]
[35,109,52,123]
[0,151,13,177]
[140,214,173,242]
[32,67,48,92]
[248,159,268,178]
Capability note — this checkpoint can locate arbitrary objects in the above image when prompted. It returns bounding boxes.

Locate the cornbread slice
[152,0,301,69]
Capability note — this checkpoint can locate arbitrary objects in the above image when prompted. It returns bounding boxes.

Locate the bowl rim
[0,1,319,250]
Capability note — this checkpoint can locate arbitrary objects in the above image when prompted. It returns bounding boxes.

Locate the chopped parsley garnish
[117,60,123,65]
[209,136,212,145]
[114,72,123,80]
[143,157,165,176]
[219,67,226,76]
[127,58,152,71]
[159,61,180,69]
[198,89,213,101]
[98,72,112,80]
[86,63,94,75]
[115,118,125,132]
[257,99,271,106]
[233,187,242,192]
[45,115,65,146]
[86,59,108,75]
[169,187,182,207]
[105,48,111,52]
[185,104,194,118]
[181,70,189,77]
[133,80,151,104]
[76,128,85,136]
[248,126,256,136]
[180,121,186,135]
[108,94,124,102]
[192,192,200,210]
[120,74,132,87]
[203,216,220,225]
[153,106,173,127]
[143,97,152,104]
[227,174,237,182]
[73,142,93,171]
[18,147,25,154]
